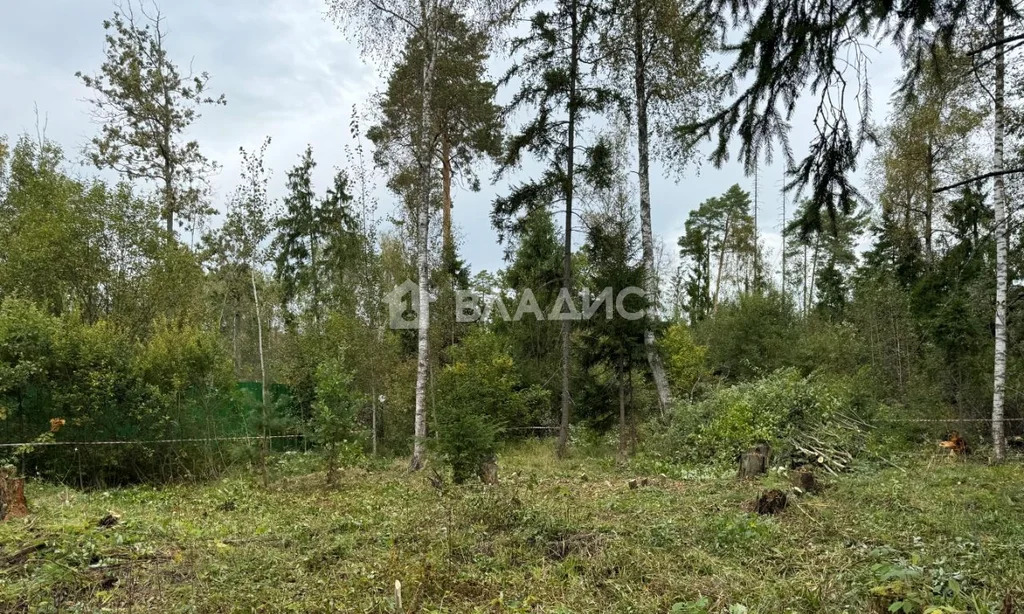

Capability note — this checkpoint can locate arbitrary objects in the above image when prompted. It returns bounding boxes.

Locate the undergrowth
[1,440,1022,613]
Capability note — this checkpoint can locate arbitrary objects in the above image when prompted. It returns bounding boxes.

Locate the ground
[1,441,1023,613]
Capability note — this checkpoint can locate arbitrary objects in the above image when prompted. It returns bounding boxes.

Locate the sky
[0,0,905,278]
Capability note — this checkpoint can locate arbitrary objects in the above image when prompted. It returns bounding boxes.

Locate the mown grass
[2,441,1023,613]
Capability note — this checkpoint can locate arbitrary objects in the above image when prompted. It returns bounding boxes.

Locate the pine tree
[494,0,616,457]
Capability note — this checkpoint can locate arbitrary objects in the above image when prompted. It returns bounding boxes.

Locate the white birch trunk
[410,0,437,471]
[633,0,672,413]
[251,267,269,487]
[992,10,1008,462]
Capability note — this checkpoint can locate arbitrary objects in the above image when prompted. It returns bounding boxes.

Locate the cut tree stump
[478,457,498,485]
[738,444,771,479]
[0,466,28,521]
[791,468,819,494]
[753,489,788,515]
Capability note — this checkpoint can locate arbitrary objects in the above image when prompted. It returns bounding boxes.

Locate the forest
[1,0,1023,611]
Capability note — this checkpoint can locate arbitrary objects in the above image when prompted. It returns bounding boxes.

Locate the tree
[219,139,277,476]
[367,7,502,276]
[494,0,616,457]
[273,146,358,325]
[870,51,984,266]
[327,0,504,470]
[0,137,109,320]
[77,1,225,238]
[784,200,867,320]
[495,207,564,404]
[990,9,1010,461]
[579,194,648,458]
[599,0,716,412]
[678,185,756,320]
[677,0,1019,226]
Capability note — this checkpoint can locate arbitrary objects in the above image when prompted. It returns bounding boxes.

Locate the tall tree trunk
[411,1,437,471]
[992,9,1008,462]
[712,214,731,313]
[781,180,787,299]
[232,309,240,376]
[441,132,454,265]
[556,0,580,459]
[618,362,627,461]
[809,234,821,310]
[251,267,269,487]
[310,232,320,325]
[162,139,174,238]
[925,137,935,264]
[371,383,378,456]
[632,0,672,413]
[251,269,268,409]
[753,165,759,286]
[802,243,808,315]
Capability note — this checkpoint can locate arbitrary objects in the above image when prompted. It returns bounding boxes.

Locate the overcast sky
[0,0,904,277]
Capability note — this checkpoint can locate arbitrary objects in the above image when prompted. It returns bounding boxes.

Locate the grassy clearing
[2,441,1023,613]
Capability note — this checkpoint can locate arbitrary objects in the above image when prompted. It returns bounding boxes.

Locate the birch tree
[327,0,505,470]
[599,0,715,412]
[224,138,275,412]
[991,10,1009,461]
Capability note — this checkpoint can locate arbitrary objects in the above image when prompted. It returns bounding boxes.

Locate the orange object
[939,431,968,456]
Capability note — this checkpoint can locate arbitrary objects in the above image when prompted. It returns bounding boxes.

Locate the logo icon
[385,279,420,330]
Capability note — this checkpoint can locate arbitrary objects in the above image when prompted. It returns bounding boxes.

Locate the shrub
[659,323,709,399]
[696,291,796,380]
[645,368,853,465]
[311,356,363,483]
[434,330,548,483]
[0,298,241,484]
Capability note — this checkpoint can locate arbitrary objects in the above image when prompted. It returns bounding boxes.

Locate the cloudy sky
[0,0,903,277]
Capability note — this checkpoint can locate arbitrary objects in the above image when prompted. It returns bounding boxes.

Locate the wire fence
[2,415,1022,489]
[1,416,1022,450]
[0,434,303,449]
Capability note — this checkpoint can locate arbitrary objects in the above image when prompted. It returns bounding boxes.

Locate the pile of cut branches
[788,413,871,475]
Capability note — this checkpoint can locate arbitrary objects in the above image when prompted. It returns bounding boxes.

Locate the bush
[645,369,854,465]
[311,356,363,483]
[659,323,709,399]
[696,291,796,380]
[0,298,241,484]
[434,330,548,483]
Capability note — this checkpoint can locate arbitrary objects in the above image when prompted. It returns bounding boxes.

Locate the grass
[2,440,1023,613]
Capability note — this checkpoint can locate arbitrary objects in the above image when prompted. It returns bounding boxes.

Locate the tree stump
[0,466,28,521]
[753,489,787,515]
[791,468,819,494]
[478,456,498,485]
[738,444,771,479]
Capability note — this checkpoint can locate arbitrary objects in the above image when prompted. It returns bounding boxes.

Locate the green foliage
[435,330,549,482]
[0,298,240,483]
[273,146,360,324]
[367,7,501,198]
[696,290,796,380]
[678,184,758,321]
[311,356,363,481]
[649,369,851,464]
[659,323,709,398]
[76,2,225,233]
